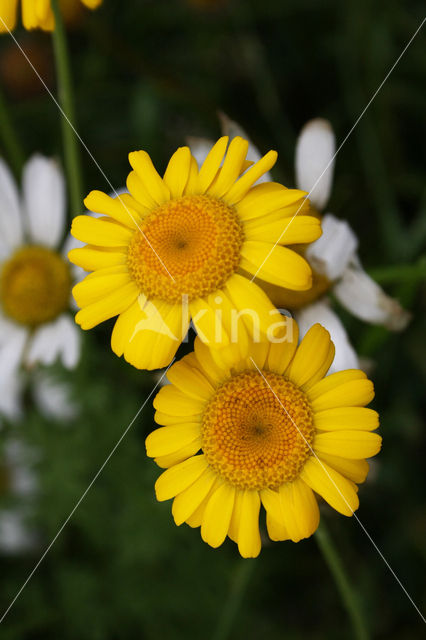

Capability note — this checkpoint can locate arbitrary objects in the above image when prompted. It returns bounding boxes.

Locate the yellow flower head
[146,321,381,557]
[69,137,322,370]
[0,0,103,32]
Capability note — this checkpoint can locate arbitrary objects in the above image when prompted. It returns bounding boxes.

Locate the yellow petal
[154,439,202,469]
[319,454,369,484]
[225,150,278,204]
[185,478,223,528]
[163,147,192,199]
[84,190,142,228]
[266,318,299,374]
[167,357,214,401]
[145,423,201,457]
[201,483,235,548]
[74,281,139,330]
[228,489,244,543]
[172,468,217,526]
[314,431,382,459]
[225,273,278,340]
[244,215,321,245]
[240,241,312,291]
[154,411,200,426]
[197,136,228,193]
[71,215,132,247]
[72,269,131,307]
[155,455,208,501]
[208,137,249,199]
[184,155,199,195]
[128,150,170,204]
[194,337,229,385]
[286,324,333,387]
[236,183,307,221]
[300,457,359,516]
[68,245,126,271]
[260,488,288,541]
[154,384,205,416]
[0,0,18,32]
[307,370,367,402]
[236,490,261,558]
[314,407,379,432]
[116,299,189,370]
[311,379,375,412]
[126,171,157,209]
[279,479,320,542]
[189,297,230,347]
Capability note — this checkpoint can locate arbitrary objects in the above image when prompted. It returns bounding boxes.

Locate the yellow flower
[146,321,381,557]
[0,0,102,33]
[69,137,321,370]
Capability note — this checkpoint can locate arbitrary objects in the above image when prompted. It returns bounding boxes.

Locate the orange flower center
[127,194,244,303]
[201,370,314,490]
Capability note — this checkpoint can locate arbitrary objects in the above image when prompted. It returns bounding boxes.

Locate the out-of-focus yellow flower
[0,0,103,33]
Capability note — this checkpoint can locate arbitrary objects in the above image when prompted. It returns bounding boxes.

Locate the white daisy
[0,154,81,420]
[188,116,410,371]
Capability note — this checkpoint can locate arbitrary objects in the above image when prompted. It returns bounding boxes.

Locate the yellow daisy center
[201,370,315,490]
[0,246,72,326]
[127,194,244,303]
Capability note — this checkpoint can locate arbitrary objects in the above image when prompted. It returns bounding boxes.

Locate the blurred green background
[0,0,425,638]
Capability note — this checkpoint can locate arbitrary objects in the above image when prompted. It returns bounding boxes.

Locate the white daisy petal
[219,112,272,183]
[0,157,24,255]
[334,259,411,331]
[306,214,358,281]
[295,300,359,374]
[295,118,335,210]
[25,314,81,369]
[33,372,79,421]
[23,155,66,249]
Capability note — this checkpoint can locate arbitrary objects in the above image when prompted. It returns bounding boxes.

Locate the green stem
[211,558,256,640]
[0,87,25,177]
[50,0,84,217]
[315,520,369,640]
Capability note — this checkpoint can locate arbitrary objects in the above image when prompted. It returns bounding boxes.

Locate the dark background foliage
[0,0,425,638]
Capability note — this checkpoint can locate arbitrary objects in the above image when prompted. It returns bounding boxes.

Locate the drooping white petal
[334,258,411,331]
[306,214,358,281]
[23,155,66,249]
[295,118,335,210]
[32,371,79,421]
[25,314,81,369]
[0,157,24,256]
[295,300,359,373]
[219,112,273,183]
